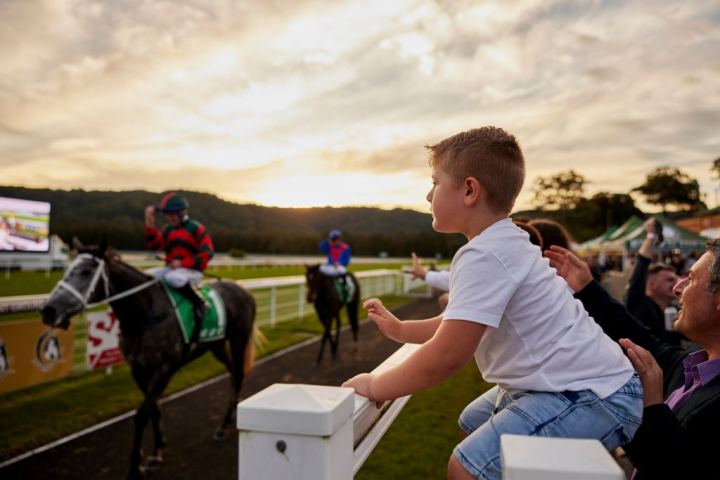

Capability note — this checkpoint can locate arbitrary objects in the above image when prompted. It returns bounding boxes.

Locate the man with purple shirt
[545,240,720,480]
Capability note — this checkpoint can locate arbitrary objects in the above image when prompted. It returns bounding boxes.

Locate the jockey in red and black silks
[144,192,214,341]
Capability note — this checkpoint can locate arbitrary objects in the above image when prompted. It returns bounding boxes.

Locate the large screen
[0,196,51,252]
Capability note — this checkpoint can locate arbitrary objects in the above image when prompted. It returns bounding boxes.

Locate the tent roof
[600,214,707,252]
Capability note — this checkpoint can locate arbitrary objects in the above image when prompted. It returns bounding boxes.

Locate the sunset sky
[1,0,719,211]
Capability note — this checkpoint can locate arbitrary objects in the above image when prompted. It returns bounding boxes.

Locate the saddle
[162,282,226,344]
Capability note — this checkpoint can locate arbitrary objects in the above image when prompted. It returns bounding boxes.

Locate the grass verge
[357,363,492,479]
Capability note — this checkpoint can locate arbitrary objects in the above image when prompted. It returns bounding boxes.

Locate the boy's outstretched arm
[364,297,442,344]
[343,319,484,404]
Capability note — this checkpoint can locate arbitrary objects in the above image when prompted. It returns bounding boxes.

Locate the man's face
[163,212,182,227]
[426,166,465,233]
[672,252,719,341]
[648,269,678,303]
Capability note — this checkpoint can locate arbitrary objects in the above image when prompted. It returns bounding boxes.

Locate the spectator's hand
[169,259,182,269]
[145,206,155,227]
[619,338,664,407]
[644,218,656,234]
[410,252,428,280]
[544,246,593,292]
[342,373,383,408]
[363,298,402,341]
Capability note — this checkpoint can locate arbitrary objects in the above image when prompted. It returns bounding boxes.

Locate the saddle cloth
[333,275,356,304]
[162,282,226,343]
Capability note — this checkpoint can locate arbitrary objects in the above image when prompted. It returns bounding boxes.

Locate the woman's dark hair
[528,219,573,252]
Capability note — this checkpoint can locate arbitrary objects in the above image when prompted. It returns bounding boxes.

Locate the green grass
[0,294,410,461]
[357,363,492,479]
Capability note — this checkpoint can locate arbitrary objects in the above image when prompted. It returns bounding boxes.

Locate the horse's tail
[243,325,266,375]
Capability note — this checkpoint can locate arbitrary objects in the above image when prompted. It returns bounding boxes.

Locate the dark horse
[305,265,360,363]
[40,240,257,479]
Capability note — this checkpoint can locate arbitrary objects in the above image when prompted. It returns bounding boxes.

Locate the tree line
[0,186,465,258]
[527,163,715,242]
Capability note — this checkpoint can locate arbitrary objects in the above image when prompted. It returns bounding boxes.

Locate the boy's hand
[619,338,663,407]
[169,259,182,269]
[363,298,402,341]
[544,246,593,292]
[342,373,383,408]
[410,252,427,280]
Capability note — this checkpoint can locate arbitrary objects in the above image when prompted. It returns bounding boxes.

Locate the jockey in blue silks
[319,229,351,276]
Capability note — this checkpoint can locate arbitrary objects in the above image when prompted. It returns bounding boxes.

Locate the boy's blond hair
[427,127,525,213]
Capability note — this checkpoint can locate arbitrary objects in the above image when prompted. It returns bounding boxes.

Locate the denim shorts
[454,374,643,480]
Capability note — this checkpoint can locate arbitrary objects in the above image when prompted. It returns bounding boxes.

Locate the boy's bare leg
[448,455,475,480]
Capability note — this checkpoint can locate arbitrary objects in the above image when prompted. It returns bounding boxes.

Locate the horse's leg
[316,313,331,364]
[331,312,341,358]
[210,341,238,440]
[127,367,173,479]
[145,403,166,469]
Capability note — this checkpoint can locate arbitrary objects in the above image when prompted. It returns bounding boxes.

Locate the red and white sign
[86,310,124,370]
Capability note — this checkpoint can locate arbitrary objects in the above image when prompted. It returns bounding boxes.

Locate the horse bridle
[50,253,158,314]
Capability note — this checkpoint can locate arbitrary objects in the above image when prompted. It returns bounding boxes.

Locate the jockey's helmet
[329,229,342,240]
[156,192,189,213]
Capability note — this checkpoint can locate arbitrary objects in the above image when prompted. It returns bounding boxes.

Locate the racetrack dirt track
[1,298,441,480]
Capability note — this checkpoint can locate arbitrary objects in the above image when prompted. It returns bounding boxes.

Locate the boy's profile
[343,127,642,480]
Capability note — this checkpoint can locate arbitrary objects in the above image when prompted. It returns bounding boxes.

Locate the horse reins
[50,253,159,312]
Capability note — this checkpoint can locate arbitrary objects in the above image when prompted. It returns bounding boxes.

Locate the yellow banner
[0,319,75,394]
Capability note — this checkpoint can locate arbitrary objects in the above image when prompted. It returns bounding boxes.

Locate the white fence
[237,340,626,480]
[1,269,430,372]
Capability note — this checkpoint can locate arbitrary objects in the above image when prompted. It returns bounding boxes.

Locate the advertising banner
[86,310,124,370]
[0,320,75,394]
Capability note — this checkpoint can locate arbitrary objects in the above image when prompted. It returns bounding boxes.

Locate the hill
[0,186,464,257]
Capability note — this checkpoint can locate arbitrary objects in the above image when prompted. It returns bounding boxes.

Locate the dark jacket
[623,254,682,346]
[576,281,719,480]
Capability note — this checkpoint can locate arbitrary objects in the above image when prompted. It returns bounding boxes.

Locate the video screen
[0,196,51,252]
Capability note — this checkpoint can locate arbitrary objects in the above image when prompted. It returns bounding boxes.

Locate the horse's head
[305,264,322,303]
[41,238,112,330]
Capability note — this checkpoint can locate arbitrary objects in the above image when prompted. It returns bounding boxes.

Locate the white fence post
[237,343,421,480]
[270,286,276,328]
[237,384,356,480]
[501,435,624,480]
[298,284,305,319]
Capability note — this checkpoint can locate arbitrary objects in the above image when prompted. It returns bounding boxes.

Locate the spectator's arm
[623,254,651,312]
[575,280,684,381]
[425,270,450,292]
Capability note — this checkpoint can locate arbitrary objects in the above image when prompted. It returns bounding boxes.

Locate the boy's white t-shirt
[443,218,633,398]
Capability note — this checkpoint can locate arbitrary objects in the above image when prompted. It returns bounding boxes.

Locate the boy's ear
[463,177,482,206]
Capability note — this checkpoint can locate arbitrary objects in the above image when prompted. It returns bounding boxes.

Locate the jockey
[319,229,351,276]
[144,192,214,342]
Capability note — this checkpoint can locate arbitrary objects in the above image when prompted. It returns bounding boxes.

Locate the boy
[342,127,642,480]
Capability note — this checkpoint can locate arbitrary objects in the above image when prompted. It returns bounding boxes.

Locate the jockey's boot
[177,284,209,343]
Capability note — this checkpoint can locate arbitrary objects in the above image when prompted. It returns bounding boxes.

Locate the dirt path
[1,298,441,480]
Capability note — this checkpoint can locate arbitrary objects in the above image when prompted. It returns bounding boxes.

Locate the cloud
[0,0,719,211]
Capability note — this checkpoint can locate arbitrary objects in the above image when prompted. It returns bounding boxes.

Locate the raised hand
[363,298,402,341]
[543,245,593,292]
[619,338,663,406]
[410,252,427,280]
[145,205,156,227]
